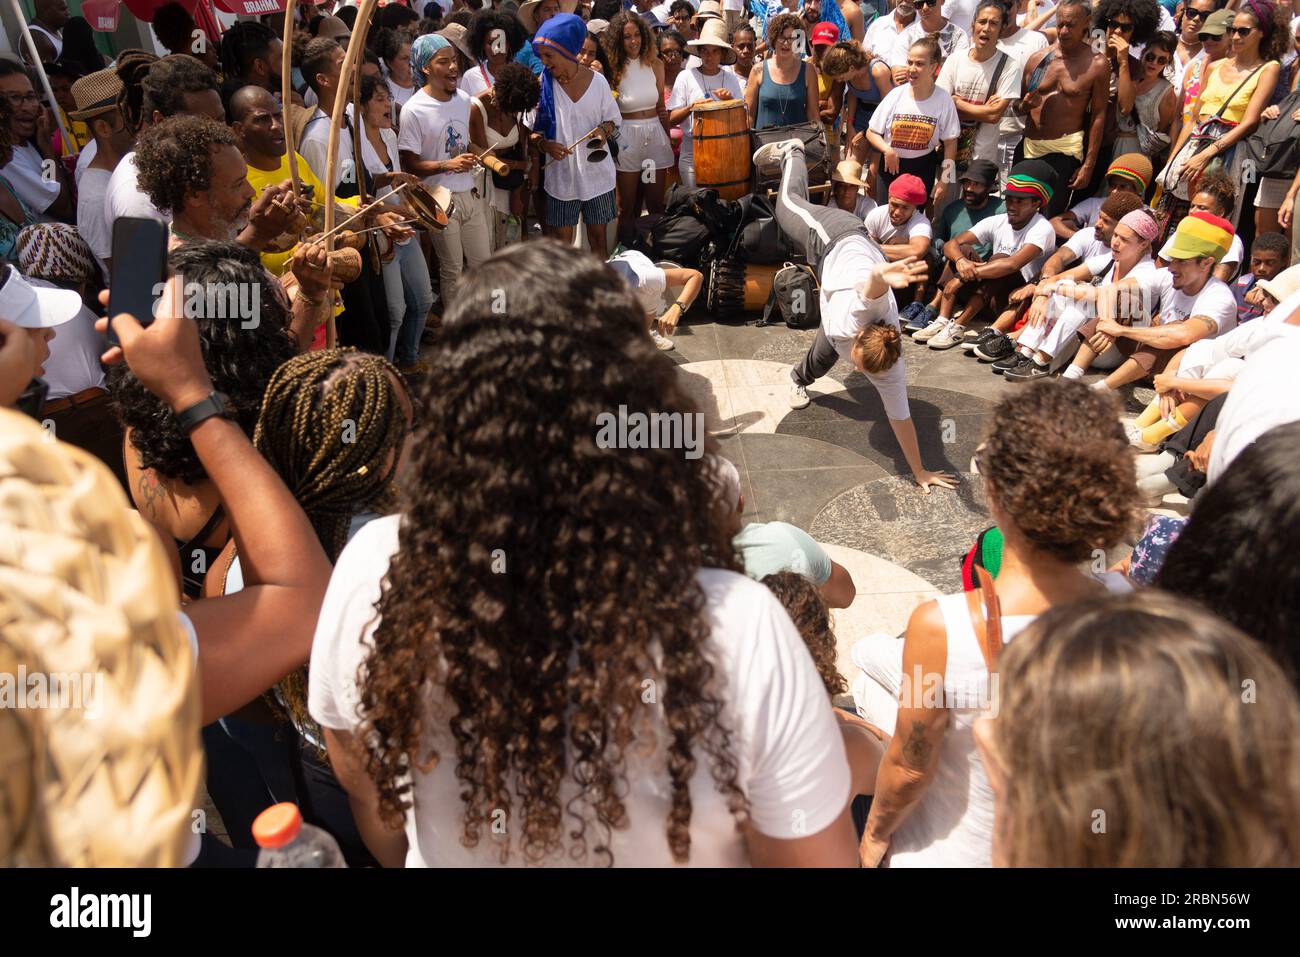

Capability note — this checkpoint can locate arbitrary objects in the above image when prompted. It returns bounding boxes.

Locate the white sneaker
[913,317,951,343]
[752,138,803,172]
[928,322,967,350]
[1126,423,1158,453]
[789,380,811,409]
[651,329,674,351]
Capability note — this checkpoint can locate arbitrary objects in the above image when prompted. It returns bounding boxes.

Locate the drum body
[709,258,781,315]
[693,99,752,200]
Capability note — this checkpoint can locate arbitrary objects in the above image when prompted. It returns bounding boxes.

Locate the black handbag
[1245,87,1300,181]
[749,122,830,192]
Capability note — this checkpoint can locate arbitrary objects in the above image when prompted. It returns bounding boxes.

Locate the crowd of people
[1,0,1299,869]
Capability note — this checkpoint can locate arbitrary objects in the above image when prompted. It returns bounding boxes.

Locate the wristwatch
[175,392,232,434]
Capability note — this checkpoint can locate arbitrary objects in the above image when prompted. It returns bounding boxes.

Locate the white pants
[1016,296,1091,360]
[430,187,491,308]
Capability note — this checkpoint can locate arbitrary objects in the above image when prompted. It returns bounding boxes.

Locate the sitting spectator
[1155,171,1245,282]
[918,159,1057,350]
[1129,263,1300,455]
[1049,152,1152,240]
[1230,230,1290,326]
[856,380,1138,867]
[709,455,856,608]
[108,241,299,599]
[1038,188,1145,274]
[761,571,884,801]
[307,239,857,867]
[829,159,876,219]
[1157,420,1300,686]
[973,592,1300,866]
[993,206,1160,381]
[900,159,1004,330]
[1074,211,1239,392]
[862,173,932,265]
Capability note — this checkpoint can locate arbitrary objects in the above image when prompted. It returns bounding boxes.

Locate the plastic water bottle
[253,802,346,868]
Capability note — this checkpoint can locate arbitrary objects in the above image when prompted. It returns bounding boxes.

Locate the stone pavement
[666,310,1162,680]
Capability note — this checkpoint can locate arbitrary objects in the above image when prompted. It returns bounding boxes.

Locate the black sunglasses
[1228,25,1257,37]
[917,0,940,7]
[1105,18,1135,33]
[1183,8,1208,20]
[1197,31,1220,41]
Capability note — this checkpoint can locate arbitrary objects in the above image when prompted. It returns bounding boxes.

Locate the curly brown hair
[761,571,847,697]
[821,40,868,79]
[603,11,657,89]
[766,12,806,50]
[134,114,237,216]
[977,380,1138,563]
[358,238,749,866]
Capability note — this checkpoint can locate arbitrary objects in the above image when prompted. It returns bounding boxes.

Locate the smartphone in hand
[107,217,168,346]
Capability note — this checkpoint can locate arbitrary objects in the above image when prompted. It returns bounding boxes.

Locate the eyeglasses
[1,91,42,107]
[1227,25,1256,38]
[1197,32,1220,42]
[1106,18,1135,33]
[659,48,682,58]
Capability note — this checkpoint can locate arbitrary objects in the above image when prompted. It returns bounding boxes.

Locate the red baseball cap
[811,22,839,46]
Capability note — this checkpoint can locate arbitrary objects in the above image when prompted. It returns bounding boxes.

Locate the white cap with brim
[0,265,81,330]
[1257,263,1300,304]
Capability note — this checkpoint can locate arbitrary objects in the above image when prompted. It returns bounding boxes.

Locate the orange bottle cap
[252,802,303,849]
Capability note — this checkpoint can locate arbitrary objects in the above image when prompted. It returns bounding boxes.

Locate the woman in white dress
[469,62,540,248]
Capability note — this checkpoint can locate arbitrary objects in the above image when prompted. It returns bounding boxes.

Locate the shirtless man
[1016,0,1110,218]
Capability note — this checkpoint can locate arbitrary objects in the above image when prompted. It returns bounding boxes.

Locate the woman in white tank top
[857,381,1142,867]
[604,12,675,245]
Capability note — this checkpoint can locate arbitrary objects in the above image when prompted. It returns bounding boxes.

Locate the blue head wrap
[533,13,586,141]
[411,33,451,86]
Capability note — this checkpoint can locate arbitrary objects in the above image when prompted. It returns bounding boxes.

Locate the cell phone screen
[107,217,168,345]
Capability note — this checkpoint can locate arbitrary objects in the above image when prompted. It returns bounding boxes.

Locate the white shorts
[615,117,675,173]
[1255,176,1291,209]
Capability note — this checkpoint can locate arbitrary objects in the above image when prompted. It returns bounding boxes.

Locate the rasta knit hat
[1108,153,1154,193]
[1005,159,1057,205]
[1166,211,1235,262]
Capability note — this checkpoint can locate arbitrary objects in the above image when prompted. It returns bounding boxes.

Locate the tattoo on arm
[902,720,932,767]
[136,470,167,519]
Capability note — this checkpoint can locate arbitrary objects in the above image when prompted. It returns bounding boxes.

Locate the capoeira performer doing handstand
[753,137,959,493]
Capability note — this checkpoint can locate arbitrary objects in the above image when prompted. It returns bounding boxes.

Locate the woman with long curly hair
[855,380,1141,868]
[307,239,856,867]
[973,592,1300,866]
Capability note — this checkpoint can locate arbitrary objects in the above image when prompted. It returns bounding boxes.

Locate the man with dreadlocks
[201,348,414,866]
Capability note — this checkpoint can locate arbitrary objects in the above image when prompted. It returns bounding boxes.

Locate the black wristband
[175,392,231,435]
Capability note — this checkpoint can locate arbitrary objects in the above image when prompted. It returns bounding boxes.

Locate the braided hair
[252,348,412,738]
[114,49,159,134]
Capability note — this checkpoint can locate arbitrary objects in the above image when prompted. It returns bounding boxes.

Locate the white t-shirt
[864,11,912,59]
[1159,233,1244,272]
[298,108,335,187]
[818,233,910,420]
[386,77,417,113]
[1207,325,1300,484]
[996,27,1048,137]
[32,285,107,400]
[76,167,112,280]
[608,249,667,314]
[397,89,476,194]
[967,211,1056,280]
[942,0,980,34]
[669,67,745,165]
[937,48,1022,165]
[75,139,97,187]
[1148,271,1239,336]
[105,152,169,235]
[307,513,852,867]
[863,204,933,246]
[2,143,60,215]
[853,193,878,219]
[1180,304,1294,378]
[540,71,621,202]
[459,63,495,98]
[1068,196,1102,229]
[889,19,971,67]
[1064,224,1107,263]
[868,84,961,159]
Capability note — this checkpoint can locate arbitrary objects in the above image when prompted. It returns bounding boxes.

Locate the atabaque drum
[692,99,752,201]
[708,258,781,315]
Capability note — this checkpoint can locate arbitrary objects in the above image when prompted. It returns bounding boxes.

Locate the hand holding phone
[107,217,169,346]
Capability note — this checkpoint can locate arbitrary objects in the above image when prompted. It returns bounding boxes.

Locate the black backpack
[729,193,796,265]
[1245,88,1300,180]
[759,263,820,329]
[634,212,713,264]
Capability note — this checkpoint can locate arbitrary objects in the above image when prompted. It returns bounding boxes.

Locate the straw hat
[0,409,203,867]
[519,0,579,34]
[695,0,724,20]
[436,23,477,62]
[687,18,736,64]
[831,159,869,189]
[67,68,123,121]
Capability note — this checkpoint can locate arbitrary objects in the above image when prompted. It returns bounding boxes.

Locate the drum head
[692,98,743,112]
[408,183,452,230]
